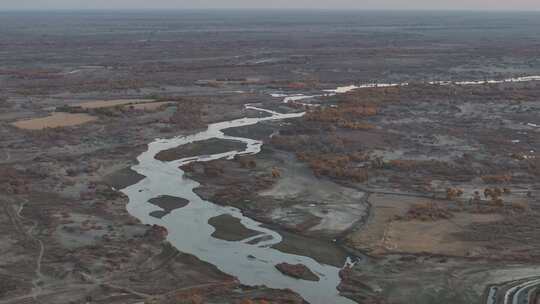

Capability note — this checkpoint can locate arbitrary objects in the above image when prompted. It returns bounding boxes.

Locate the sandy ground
[385,212,502,256]
[260,152,367,237]
[346,194,503,257]
[11,112,98,130]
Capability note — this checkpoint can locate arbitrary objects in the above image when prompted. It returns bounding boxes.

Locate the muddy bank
[121,104,357,304]
[148,195,189,218]
[0,91,309,304]
[276,262,320,281]
[155,138,247,161]
[272,228,350,268]
[208,214,261,241]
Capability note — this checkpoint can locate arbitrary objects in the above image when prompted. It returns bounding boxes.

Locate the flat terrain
[1,10,540,304]
[12,112,98,129]
[76,99,155,109]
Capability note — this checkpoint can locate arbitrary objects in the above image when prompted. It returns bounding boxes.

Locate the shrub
[235,156,257,169]
[481,174,512,184]
[402,202,454,221]
[446,188,464,200]
[271,167,281,178]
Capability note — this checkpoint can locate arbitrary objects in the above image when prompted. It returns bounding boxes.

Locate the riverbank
[0,91,307,303]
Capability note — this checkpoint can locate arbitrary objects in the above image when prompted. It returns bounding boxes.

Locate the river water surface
[121,76,540,304]
[121,105,356,304]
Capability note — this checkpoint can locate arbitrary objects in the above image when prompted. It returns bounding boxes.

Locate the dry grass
[12,112,97,130]
[346,194,504,257]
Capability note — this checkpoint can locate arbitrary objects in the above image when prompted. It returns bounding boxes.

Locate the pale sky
[1,0,539,11]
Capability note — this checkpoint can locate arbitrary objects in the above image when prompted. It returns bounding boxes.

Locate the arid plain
[1,10,540,304]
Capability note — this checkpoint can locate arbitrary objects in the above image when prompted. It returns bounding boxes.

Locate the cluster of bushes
[446,188,464,200]
[466,187,531,214]
[481,174,512,184]
[336,121,376,130]
[297,152,369,182]
[269,131,375,183]
[300,96,381,130]
[483,187,511,207]
[398,202,454,221]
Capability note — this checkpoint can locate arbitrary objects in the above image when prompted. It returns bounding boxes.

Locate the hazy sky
[1,0,540,11]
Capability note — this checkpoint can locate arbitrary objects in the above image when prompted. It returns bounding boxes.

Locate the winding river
[120,104,356,304]
[121,75,540,304]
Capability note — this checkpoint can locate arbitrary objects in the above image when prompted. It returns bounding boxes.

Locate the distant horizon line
[1,8,539,13]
